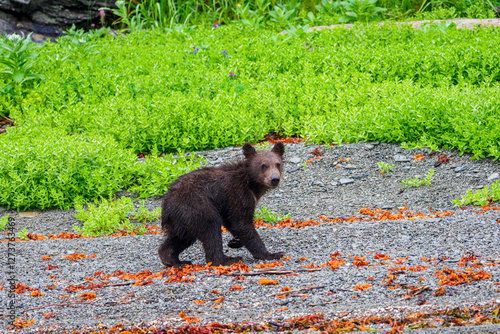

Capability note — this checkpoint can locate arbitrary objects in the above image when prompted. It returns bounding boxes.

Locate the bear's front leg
[229,224,284,260]
[199,222,242,266]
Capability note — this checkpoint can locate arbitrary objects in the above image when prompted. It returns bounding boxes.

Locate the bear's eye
[276,163,281,169]
[261,164,268,171]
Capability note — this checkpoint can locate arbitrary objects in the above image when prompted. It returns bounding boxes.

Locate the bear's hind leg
[158,235,195,267]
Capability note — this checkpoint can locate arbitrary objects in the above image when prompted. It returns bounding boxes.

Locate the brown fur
[158,142,285,267]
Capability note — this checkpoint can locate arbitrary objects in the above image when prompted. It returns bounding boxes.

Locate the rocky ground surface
[1,141,499,333]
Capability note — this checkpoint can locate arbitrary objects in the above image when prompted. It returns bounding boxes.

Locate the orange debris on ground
[374,253,391,260]
[254,260,282,268]
[259,278,279,285]
[354,284,372,291]
[435,267,492,286]
[413,154,425,161]
[322,254,346,270]
[353,256,371,268]
[79,291,97,300]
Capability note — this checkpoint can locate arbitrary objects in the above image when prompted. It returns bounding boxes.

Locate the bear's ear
[271,142,285,157]
[242,143,256,159]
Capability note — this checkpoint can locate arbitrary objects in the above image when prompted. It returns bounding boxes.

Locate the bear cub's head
[242,142,285,189]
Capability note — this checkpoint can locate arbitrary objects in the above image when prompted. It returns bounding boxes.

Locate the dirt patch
[306,18,500,33]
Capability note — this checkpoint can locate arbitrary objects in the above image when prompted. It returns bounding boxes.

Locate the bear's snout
[271,176,280,187]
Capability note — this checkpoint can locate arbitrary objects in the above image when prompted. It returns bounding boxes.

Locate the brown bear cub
[158,142,285,267]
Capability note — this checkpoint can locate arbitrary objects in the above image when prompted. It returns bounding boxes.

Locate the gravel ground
[1,141,499,333]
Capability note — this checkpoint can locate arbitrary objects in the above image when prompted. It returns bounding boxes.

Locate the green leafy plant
[131,200,161,222]
[0,32,43,91]
[17,227,28,240]
[135,224,148,235]
[268,3,300,26]
[74,196,135,236]
[402,169,435,187]
[284,23,311,38]
[74,196,163,236]
[418,20,457,34]
[57,25,110,56]
[231,0,272,28]
[257,142,270,151]
[452,180,500,206]
[129,152,204,198]
[302,11,323,26]
[338,0,387,23]
[378,162,395,173]
[0,214,9,231]
[255,207,290,223]
[316,0,342,16]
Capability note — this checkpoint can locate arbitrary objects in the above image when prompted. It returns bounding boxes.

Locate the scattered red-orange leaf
[214,296,225,303]
[433,287,446,296]
[178,311,200,324]
[322,254,345,270]
[13,318,35,329]
[30,290,44,297]
[254,260,282,268]
[374,253,391,260]
[353,256,371,268]
[413,154,425,161]
[79,291,97,300]
[259,278,279,285]
[409,265,428,272]
[437,154,450,164]
[354,284,372,291]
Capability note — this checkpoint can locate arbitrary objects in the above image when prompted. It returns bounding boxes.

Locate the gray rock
[365,144,374,150]
[209,158,222,165]
[454,165,469,172]
[394,155,411,162]
[289,157,302,164]
[0,0,114,41]
[344,164,357,170]
[339,178,354,185]
[488,172,499,181]
[287,167,300,173]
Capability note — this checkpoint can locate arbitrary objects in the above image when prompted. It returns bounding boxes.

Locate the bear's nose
[271,177,280,186]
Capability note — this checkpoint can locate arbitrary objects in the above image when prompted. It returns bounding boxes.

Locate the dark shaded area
[0,0,115,41]
[493,6,500,16]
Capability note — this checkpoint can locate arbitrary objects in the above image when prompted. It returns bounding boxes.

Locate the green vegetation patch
[11,24,500,161]
[0,126,203,210]
[0,127,137,210]
[453,180,500,206]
